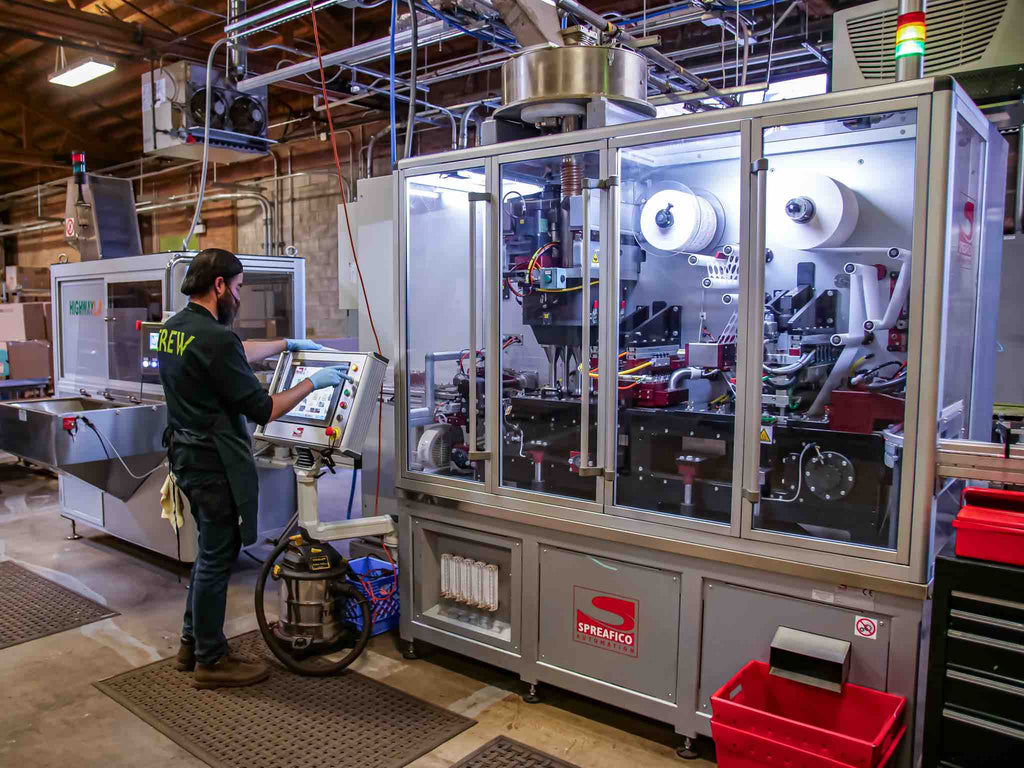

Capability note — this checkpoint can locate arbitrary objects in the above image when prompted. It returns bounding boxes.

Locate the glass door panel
[498,150,601,501]
[613,132,743,525]
[107,279,162,385]
[405,167,487,483]
[753,109,918,550]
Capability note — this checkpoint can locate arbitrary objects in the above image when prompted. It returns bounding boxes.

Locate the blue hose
[416,1,517,50]
[389,0,398,167]
[709,0,779,10]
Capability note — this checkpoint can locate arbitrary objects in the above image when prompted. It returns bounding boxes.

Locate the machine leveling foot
[522,683,541,704]
[402,641,419,660]
[675,737,699,760]
[65,519,82,541]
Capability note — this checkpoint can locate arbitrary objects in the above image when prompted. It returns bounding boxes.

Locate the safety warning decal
[760,425,774,444]
[854,615,878,640]
[64,218,75,237]
[574,586,639,658]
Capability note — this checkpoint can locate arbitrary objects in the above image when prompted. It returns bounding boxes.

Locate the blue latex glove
[308,365,350,390]
[286,338,324,352]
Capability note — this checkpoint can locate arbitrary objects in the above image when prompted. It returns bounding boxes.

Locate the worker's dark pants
[177,472,241,665]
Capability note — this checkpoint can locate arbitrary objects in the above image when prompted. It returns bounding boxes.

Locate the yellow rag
[160,473,185,531]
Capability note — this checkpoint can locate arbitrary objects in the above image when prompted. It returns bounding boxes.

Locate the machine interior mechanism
[406,107,946,552]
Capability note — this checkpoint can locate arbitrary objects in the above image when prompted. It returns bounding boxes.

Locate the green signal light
[894,39,925,59]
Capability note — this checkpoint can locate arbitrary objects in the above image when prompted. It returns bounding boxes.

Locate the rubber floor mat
[451,736,584,768]
[95,630,476,768]
[0,560,117,650]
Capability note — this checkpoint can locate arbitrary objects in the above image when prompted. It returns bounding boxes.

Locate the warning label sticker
[854,615,879,640]
[760,425,774,444]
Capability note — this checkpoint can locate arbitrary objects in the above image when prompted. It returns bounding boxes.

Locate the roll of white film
[766,171,859,250]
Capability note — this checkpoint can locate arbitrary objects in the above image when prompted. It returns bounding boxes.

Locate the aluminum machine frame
[0,252,306,562]
[394,77,1007,765]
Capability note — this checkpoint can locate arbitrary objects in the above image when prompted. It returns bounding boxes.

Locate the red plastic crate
[710,660,906,768]
[712,721,906,768]
[954,487,1024,567]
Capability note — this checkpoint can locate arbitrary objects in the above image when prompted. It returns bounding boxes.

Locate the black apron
[164,415,260,546]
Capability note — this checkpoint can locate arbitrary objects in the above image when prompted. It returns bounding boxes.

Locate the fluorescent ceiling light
[49,56,116,87]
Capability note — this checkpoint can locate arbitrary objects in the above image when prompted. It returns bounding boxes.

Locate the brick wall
[1,132,369,338]
[235,172,354,338]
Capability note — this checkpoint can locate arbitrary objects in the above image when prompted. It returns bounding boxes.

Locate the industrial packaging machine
[0,252,305,562]
[394,77,1007,765]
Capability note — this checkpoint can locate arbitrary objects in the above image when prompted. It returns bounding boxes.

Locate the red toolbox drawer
[954,488,1024,567]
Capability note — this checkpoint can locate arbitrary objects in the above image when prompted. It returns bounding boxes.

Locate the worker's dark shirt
[158,303,272,543]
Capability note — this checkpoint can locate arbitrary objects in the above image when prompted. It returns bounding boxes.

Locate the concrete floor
[0,461,715,768]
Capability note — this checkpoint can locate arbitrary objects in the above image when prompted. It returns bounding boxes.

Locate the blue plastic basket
[343,556,400,636]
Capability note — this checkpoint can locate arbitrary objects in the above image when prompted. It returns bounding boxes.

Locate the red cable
[308,2,396,591]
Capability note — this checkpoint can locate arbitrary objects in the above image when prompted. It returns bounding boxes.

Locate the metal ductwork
[492,0,563,47]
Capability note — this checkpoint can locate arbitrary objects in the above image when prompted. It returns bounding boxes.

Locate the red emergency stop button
[136,320,142,331]
[325,427,338,438]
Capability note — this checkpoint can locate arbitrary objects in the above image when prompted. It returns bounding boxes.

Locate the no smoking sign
[854,615,878,640]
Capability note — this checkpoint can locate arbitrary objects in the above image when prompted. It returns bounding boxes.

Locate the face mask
[216,286,240,327]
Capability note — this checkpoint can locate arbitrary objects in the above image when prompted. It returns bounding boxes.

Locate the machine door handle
[467,190,491,462]
[578,181,601,478]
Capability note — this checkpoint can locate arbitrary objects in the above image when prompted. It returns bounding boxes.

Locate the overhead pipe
[459,103,483,149]
[237,19,461,93]
[0,192,275,255]
[227,0,248,82]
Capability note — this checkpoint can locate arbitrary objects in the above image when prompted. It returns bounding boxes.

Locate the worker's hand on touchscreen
[286,338,324,352]
[309,365,351,390]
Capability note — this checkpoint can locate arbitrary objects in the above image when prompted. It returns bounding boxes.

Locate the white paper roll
[639,185,720,254]
[766,172,859,250]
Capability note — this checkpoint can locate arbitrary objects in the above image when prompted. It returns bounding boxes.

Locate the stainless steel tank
[495,45,655,124]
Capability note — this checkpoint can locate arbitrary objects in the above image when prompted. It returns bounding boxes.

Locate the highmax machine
[0,173,306,562]
[394,43,1007,765]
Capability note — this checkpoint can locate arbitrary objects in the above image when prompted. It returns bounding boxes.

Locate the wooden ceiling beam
[0,148,72,168]
[0,0,214,61]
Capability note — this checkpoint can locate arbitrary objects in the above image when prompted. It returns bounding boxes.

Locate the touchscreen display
[286,363,349,422]
[149,332,160,352]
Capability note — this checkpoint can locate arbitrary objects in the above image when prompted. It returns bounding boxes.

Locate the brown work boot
[175,638,195,672]
[191,653,270,689]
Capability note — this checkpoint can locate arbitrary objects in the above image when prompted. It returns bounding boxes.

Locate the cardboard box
[7,340,53,382]
[5,266,51,293]
[0,303,48,341]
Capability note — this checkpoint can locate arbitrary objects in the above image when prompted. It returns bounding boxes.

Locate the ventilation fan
[416,425,454,471]
[189,87,228,129]
[229,94,267,136]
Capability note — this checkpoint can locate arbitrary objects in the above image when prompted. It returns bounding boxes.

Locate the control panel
[138,320,163,385]
[256,349,388,458]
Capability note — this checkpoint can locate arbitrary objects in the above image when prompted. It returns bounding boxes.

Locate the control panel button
[339,402,347,409]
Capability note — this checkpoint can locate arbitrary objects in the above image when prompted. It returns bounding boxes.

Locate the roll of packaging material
[639,184,721,254]
[766,171,859,250]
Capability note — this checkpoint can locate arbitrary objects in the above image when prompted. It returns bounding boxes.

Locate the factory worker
[159,248,348,689]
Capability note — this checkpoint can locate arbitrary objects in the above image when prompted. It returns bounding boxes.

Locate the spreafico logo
[68,299,103,317]
[573,586,639,657]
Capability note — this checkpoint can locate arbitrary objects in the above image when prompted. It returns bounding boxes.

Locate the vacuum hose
[255,536,372,676]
